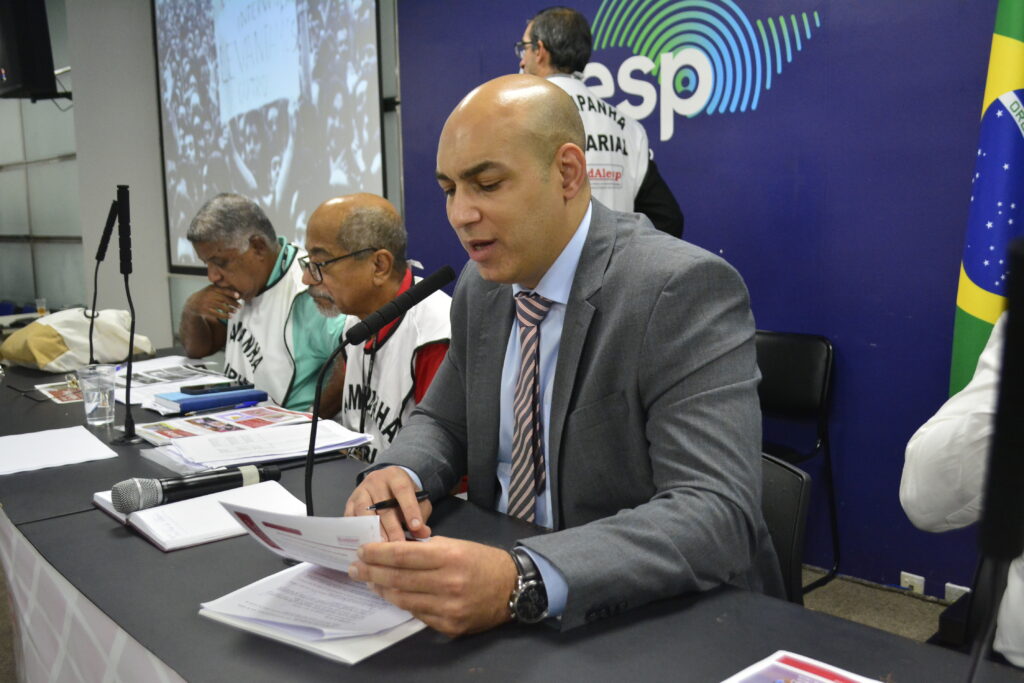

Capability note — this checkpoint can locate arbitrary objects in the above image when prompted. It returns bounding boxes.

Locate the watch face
[515,581,549,623]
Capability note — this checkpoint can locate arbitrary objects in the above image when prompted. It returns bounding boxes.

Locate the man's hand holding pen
[344,466,433,541]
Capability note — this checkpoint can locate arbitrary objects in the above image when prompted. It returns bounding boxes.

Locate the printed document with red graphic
[219,501,381,570]
[721,650,880,683]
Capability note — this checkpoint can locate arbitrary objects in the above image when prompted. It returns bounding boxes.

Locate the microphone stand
[303,343,349,515]
[114,185,140,444]
[86,200,119,365]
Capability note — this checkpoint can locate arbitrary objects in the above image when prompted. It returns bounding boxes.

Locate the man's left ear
[371,249,394,284]
[536,40,551,69]
[249,234,270,257]
[558,143,587,199]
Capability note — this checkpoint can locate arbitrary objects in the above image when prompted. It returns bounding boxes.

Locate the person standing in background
[518,6,684,237]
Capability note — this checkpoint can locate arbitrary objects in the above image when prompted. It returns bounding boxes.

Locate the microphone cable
[303,265,455,515]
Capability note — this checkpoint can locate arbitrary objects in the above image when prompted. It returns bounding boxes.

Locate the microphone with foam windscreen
[117,184,132,275]
[110,465,281,514]
[303,265,456,515]
[95,200,118,263]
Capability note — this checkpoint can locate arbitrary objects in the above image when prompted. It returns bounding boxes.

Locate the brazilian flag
[950,0,1024,395]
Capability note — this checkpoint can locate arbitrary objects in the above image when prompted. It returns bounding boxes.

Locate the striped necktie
[508,291,554,523]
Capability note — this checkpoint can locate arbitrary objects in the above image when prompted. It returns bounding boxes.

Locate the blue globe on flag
[962,87,1024,299]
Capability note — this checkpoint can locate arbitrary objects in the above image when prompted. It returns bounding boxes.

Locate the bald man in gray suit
[345,74,783,637]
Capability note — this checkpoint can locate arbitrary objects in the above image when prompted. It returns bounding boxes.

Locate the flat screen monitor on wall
[153,0,385,271]
[0,1,58,99]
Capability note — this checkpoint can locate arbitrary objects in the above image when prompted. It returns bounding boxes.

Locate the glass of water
[76,364,116,426]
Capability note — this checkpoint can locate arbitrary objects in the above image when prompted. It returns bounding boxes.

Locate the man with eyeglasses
[302,193,451,463]
[517,6,684,238]
[179,193,347,413]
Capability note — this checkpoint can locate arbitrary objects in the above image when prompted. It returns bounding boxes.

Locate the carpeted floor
[802,566,947,642]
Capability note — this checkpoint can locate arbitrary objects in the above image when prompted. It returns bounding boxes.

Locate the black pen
[366,490,430,511]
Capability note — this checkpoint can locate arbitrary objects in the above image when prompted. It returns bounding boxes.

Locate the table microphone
[303,264,456,515]
[110,464,281,514]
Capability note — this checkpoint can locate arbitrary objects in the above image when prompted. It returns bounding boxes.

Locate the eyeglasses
[299,248,377,283]
[514,40,537,59]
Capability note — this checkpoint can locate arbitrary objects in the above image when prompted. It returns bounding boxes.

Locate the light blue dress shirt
[496,203,592,618]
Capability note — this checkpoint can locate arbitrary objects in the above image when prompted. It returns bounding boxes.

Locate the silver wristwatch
[508,547,549,624]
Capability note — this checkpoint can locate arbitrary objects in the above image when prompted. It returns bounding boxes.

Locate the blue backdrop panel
[397,0,997,596]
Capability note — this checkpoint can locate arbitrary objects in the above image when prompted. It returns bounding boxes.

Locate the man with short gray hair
[179,193,347,413]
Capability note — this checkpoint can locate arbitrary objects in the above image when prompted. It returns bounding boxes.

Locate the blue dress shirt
[496,203,592,618]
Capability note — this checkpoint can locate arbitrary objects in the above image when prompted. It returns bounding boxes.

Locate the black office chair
[932,555,1011,652]
[761,453,812,605]
[755,330,838,593]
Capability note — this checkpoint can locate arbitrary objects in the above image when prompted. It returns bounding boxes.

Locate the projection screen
[153,0,384,270]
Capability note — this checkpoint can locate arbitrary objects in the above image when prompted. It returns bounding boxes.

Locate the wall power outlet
[945,582,971,602]
[900,571,925,595]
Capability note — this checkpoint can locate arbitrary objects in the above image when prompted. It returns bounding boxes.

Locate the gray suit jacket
[377,201,783,629]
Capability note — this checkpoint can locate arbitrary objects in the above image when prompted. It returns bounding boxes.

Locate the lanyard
[358,345,376,433]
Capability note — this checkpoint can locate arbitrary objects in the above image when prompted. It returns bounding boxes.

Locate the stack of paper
[201,564,425,663]
[167,421,372,469]
[201,503,425,664]
[114,356,225,406]
[136,405,310,446]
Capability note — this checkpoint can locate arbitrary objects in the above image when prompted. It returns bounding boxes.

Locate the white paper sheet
[0,426,117,475]
[220,501,381,571]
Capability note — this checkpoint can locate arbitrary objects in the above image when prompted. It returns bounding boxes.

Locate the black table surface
[5,365,1024,682]
[1,363,189,524]
[21,484,1024,683]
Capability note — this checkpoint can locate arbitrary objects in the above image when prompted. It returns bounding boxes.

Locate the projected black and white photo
[154,0,383,269]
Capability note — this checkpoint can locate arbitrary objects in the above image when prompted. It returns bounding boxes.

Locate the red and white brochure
[721,650,880,683]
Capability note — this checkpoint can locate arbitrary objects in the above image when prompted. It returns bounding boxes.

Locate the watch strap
[508,546,548,623]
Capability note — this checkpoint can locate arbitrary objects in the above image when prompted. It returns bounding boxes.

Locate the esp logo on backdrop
[585,0,823,140]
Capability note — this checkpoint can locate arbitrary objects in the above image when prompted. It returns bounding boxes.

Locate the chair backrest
[755,330,834,422]
[761,453,812,604]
